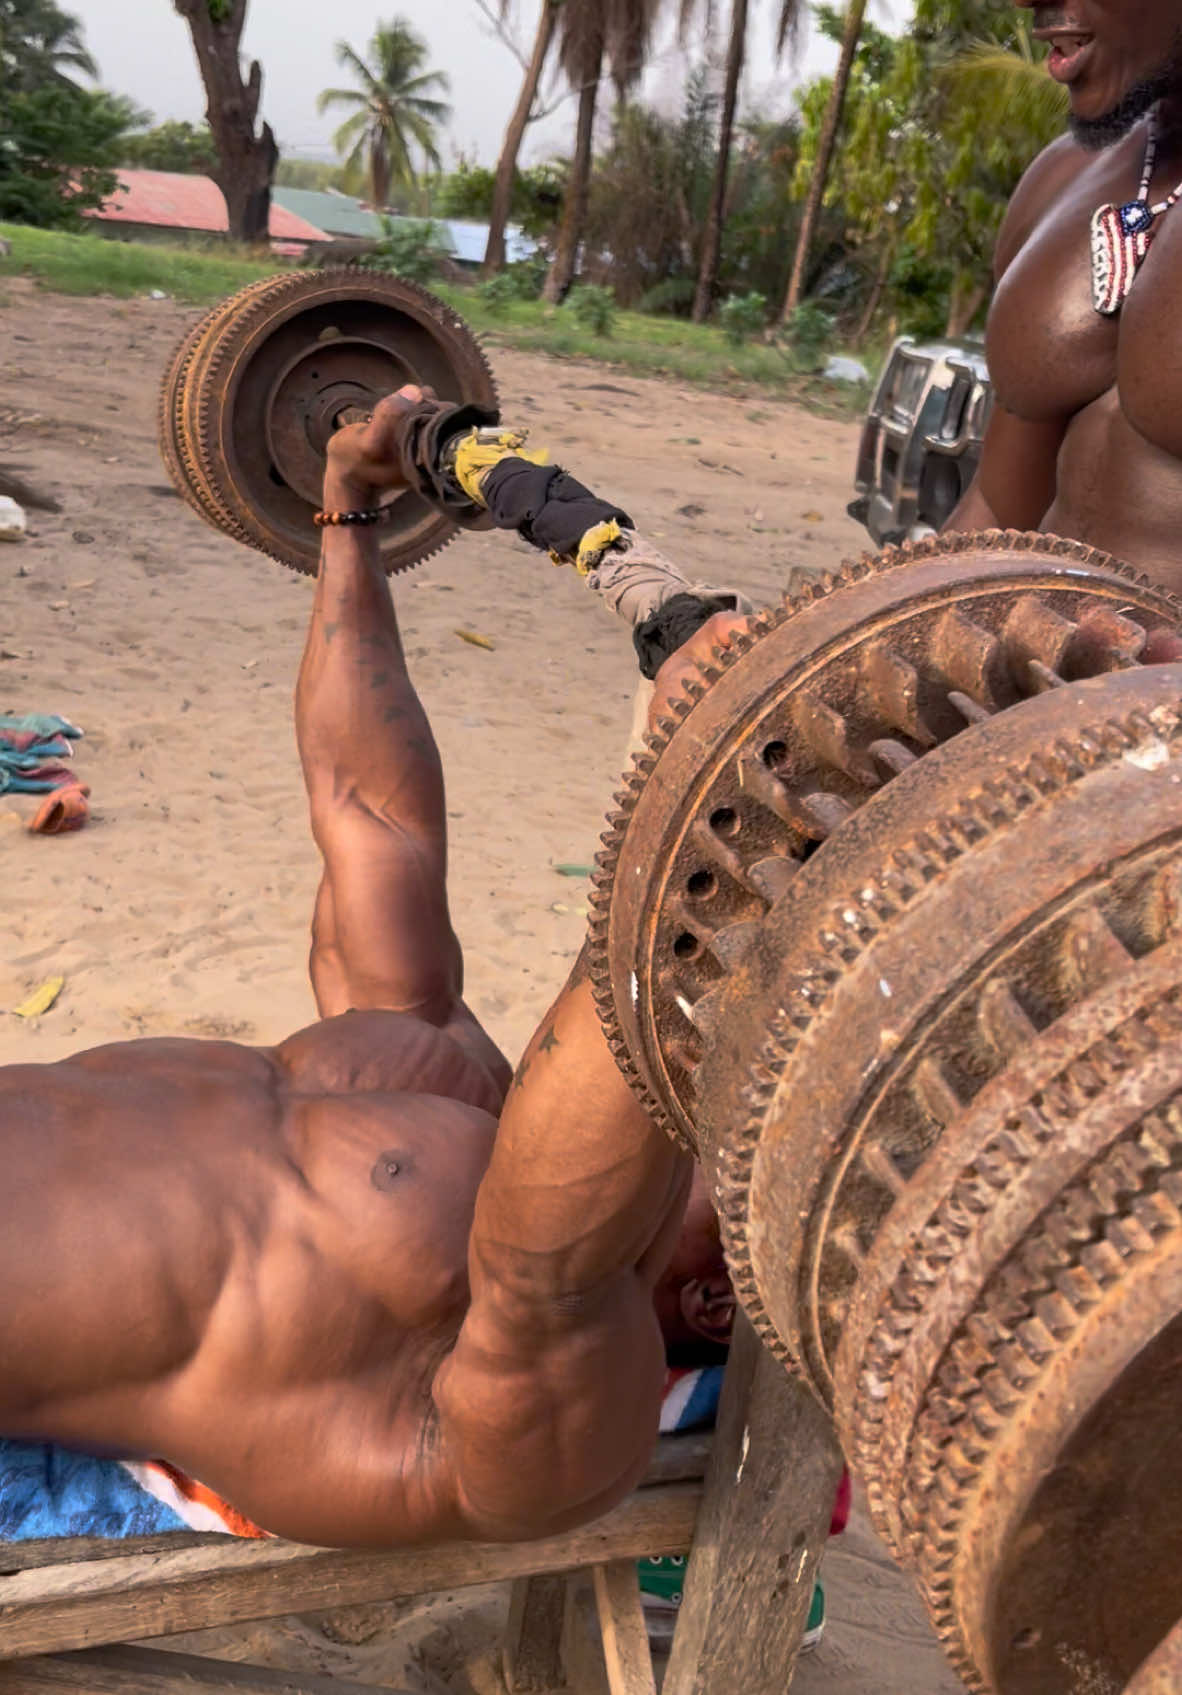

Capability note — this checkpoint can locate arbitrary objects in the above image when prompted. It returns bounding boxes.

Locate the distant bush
[719,290,768,345]
[637,276,695,317]
[567,283,615,338]
[360,217,448,284]
[477,272,518,314]
[781,301,834,370]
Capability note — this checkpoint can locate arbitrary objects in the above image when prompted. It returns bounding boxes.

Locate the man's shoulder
[275,1007,505,1114]
[995,132,1087,277]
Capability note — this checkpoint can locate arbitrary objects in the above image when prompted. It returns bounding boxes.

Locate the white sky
[70,0,903,170]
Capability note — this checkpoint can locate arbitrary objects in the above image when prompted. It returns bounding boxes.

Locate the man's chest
[988,156,1182,460]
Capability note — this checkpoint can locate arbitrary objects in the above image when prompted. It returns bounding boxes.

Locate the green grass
[0,222,280,304]
[434,288,875,415]
[0,223,875,411]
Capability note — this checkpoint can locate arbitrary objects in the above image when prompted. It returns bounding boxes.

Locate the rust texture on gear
[1124,1618,1182,1694]
[689,663,1182,1695]
[587,531,1182,1152]
[158,270,498,575]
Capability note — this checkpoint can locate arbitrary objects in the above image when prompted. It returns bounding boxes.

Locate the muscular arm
[944,136,1077,536]
[431,946,693,1541]
[943,402,1065,533]
[295,514,462,1022]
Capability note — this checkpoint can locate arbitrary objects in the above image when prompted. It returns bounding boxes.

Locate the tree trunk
[945,272,988,338]
[173,0,278,246]
[542,60,601,305]
[854,236,894,343]
[691,0,748,324]
[485,0,561,274]
[780,0,867,322]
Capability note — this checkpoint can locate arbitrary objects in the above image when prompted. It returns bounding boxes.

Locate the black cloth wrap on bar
[395,401,501,528]
[633,592,742,680]
[480,458,633,558]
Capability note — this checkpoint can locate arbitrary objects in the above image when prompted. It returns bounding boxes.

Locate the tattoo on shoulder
[509,1018,560,1095]
[539,1028,560,1056]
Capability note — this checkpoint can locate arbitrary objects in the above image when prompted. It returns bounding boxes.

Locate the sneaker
[800,1580,826,1653]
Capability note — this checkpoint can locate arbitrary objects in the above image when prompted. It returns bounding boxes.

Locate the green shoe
[800,1579,825,1653]
[637,1557,825,1654]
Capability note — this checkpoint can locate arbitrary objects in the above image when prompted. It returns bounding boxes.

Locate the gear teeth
[1059,904,1134,994]
[802,791,855,839]
[708,920,762,970]
[860,1141,908,1200]
[1003,594,1078,682]
[947,690,991,726]
[791,690,879,785]
[685,984,726,1036]
[911,1057,966,1128]
[861,640,938,747]
[931,608,1004,712]
[748,856,800,904]
[975,980,1038,1061]
[586,532,1182,1174]
[1071,604,1149,671]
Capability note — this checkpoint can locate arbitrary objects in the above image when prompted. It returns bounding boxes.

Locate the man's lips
[1033,27,1095,83]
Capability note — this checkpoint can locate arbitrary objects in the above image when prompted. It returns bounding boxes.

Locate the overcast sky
[69,1,898,170]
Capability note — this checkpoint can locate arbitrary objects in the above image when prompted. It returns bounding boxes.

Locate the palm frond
[775,0,805,60]
[948,39,1068,133]
[317,85,366,115]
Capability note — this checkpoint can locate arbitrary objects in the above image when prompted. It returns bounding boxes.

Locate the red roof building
[86,170,329,249]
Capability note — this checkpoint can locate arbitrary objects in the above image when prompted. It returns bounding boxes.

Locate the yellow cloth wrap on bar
[564,517,624,578]
[451,428,550,506]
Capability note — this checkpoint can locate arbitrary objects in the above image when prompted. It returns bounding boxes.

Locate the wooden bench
[0,1323,842,1694]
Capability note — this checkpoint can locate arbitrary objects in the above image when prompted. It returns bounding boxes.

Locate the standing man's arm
[943,403,1066,533]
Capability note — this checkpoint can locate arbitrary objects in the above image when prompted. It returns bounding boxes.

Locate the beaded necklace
[1090,109,1182,315]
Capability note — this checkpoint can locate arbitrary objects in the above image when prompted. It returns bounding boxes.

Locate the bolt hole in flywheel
[158,270,498,576]
[587,531,1182,1153]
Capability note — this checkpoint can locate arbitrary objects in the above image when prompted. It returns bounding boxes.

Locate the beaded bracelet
[313,507,386,529]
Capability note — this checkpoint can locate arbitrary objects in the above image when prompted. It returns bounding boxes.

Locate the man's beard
[1070,60,1179,150]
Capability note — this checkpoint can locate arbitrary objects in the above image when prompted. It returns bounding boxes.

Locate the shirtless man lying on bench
[0,391,738,1548]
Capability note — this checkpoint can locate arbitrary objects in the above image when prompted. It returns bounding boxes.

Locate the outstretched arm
[295,391,462,1022]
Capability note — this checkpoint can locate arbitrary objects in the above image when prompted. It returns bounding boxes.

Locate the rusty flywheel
[158,270,497,575]
[587,531,1182,1151]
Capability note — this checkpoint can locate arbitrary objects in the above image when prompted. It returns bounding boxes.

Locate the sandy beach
[0,279,965,1693]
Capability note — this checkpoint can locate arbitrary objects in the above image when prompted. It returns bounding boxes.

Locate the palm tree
[541,0,664,305]
[781,0,866,320]
[0,0,97,93]
[688,0,801,323]
[318,18,451,210]
[484,0,563,274]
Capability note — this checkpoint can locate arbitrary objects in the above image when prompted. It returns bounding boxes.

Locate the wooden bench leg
[503,1574,572,1693]
[592,1562,657,1695]
[661,1316,844,1695]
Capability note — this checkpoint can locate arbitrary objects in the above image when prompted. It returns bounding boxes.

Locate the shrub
[782,301,834,371]
[566,283,615,338]
[360,217,448,284]
[719,290,768,345]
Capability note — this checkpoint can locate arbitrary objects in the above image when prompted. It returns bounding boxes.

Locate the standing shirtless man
[0,394,734,1548]
[947,0,1182,588]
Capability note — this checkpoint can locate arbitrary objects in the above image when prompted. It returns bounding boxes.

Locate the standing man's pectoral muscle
[946,120,1182,592]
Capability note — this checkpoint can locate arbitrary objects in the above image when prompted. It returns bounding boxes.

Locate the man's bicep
[311,799,461,1021]
[946,404,1066,535]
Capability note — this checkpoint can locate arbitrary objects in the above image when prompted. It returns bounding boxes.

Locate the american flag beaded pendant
[1091,111,1182,315]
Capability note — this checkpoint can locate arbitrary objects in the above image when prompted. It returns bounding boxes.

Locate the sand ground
[0,280,964,1693]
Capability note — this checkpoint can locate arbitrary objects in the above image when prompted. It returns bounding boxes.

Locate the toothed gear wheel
[157,270,498,575]
[690,663,1182,1695]
[588,532,1182,1150]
